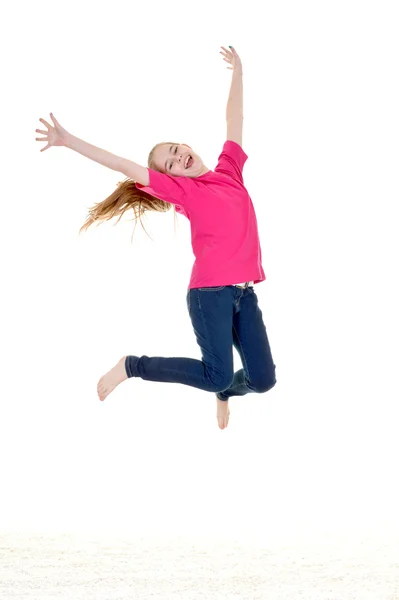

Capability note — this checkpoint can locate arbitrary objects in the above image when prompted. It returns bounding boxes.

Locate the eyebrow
[164,145,174,172]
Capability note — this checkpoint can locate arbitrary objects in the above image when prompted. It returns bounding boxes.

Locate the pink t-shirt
[135,140,266,290]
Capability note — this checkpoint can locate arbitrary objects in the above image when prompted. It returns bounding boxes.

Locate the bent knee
[255,377,277,394]
[251,367,277,394]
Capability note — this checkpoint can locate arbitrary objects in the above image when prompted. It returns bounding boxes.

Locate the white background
[1,0,398,541]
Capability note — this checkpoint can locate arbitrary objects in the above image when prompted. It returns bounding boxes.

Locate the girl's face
[154,144,206,178]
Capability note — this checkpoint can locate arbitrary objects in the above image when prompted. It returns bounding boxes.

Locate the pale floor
[1,530,399,599]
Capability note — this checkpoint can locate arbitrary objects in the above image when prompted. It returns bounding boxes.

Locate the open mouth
[185,155,194,169]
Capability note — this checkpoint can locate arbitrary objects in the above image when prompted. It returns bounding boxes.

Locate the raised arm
[220,46,243,147]
[35,113,150,186]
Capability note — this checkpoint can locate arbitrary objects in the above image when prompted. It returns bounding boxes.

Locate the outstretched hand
[220,46,242,72]
[35,113,70,152]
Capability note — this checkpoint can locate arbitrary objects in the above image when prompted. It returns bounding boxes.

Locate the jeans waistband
[233,281,254,289]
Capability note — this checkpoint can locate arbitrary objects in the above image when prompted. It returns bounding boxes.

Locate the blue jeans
[125,284,276,400]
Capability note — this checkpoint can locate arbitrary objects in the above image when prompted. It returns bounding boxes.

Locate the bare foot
[216,396,230,429]
[97,356,128,401]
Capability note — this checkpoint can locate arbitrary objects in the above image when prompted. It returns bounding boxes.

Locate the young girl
[35,46,276,430]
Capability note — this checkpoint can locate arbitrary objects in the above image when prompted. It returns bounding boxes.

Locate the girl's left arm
[65,133,150,186]
[220,46,243,146]
[36,113,150,186]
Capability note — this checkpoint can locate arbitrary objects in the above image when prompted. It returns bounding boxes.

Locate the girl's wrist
[63,132,74,149]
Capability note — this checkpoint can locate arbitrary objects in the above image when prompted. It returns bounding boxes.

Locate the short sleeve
[214,141,248,184]
[135,168,192,210]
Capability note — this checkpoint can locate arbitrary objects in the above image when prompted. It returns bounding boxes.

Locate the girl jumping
[35,45,276,430]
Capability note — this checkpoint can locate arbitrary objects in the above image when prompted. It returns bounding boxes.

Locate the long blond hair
[79,142,181,241]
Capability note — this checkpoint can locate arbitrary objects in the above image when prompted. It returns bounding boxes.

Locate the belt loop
[244,282,249,289]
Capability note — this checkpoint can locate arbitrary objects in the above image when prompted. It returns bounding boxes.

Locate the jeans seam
[232,322,251,385]
[233,288,257,387]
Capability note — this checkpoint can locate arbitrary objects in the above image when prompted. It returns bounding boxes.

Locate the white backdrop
[1,0,398,540]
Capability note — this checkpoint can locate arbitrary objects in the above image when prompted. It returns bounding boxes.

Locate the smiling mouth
[185,155,194,169]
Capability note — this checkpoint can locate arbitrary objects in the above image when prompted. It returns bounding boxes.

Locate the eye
[169,146,178,170]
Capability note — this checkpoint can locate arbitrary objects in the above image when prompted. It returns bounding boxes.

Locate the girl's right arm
[35,113,150,186]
